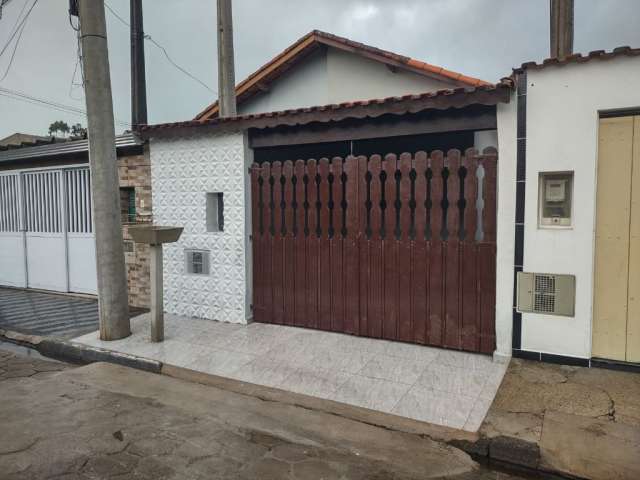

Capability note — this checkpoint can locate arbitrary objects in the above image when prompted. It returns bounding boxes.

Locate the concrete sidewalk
[480,358,640,480]
[0,347,524,480]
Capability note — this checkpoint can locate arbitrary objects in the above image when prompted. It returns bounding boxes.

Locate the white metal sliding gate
[0,168,97,294]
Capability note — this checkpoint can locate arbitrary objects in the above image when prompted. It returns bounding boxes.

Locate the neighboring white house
[496,48,640,366]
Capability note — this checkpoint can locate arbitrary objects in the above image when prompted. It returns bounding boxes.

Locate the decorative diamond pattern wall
[150,131,248,323]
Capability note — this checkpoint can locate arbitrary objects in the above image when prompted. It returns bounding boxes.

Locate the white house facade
[496,49,640,366]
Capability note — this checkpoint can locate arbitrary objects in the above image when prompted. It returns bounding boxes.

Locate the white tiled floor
[73,313,508,432]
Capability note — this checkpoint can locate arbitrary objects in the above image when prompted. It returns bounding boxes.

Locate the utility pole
[130,0,147,126]
[77,0,131,340]
[217,0,236,117]
[550,0,574,59]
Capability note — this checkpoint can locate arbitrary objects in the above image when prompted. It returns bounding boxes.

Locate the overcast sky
[0,0,639,139]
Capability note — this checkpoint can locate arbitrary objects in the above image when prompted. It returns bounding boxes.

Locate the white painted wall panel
[26,235,66,291]
[326,48,452,104]
[495,102,517,358]
[150,131,249,323]
[68,235,97,294]
[0,234,25,287]
[239,47,455,117]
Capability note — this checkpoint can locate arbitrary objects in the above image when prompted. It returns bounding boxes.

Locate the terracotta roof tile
[513,46,640,73]
[141,80,512,135]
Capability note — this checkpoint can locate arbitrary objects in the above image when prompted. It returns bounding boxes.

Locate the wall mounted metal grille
[65,169,92,233]
[0,174,20,232]
[22,171,62,233]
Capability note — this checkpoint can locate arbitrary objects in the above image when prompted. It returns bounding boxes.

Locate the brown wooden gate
[250,148,497,353]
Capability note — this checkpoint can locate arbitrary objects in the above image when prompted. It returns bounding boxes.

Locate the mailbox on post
[128,225,183,342]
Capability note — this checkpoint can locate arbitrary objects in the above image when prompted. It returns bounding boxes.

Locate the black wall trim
[513,349,590,367]
[591,358,640,374]
[512,71,527,350]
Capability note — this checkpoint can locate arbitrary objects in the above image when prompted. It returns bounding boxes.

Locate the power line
[0,0,31,81]
[0,86,131,127]
[104,1,216,94]
[0,0,37,60]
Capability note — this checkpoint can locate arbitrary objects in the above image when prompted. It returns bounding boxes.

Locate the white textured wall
[150,131,250,323]
[521,57,640,358]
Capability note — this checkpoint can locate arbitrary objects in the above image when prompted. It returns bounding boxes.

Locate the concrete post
[78,0,131,340]
[149,244,164,342]
[130,0,147,127]
[550,0,574,59]
[217,0,236,117]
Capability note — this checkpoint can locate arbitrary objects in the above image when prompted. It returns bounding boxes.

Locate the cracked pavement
[0,347,525,480]
[481,358,640,480]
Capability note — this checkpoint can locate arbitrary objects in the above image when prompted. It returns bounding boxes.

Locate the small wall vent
[517,272,575,317]
[185,249,210,275]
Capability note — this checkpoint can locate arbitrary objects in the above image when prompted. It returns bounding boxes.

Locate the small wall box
[517,272,576,317]
[538,172,573,227]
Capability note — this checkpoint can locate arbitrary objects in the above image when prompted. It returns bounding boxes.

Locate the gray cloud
[1,0,639,138]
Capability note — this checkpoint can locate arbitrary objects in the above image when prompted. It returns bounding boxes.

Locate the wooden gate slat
[306,159,319,329]
[330,157,345,333]
[412,151,428,344]
[398,152,412,342]
[368,154,383,338]
[482,148,498,244]
[343,156,359,334]
[461,149,480,351]
[428,150,444,347]
[283,160,295,326]
[444,150,461,349]
[293,160,307,328]
[479,243,497,353]
[260,163,274,324]
[271,161,285,324]
[382,154,398,340]
[357,156,369,337]
[318,158,332,331]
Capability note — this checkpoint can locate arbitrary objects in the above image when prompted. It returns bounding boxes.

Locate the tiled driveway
[74,314,508,431]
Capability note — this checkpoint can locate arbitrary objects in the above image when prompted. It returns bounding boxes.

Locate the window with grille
[206,192,224,232]
[185,249,210,275]
[120,187,136,224]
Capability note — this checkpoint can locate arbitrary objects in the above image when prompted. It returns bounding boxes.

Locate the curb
[0,328,565,478]
[0,328,162,374]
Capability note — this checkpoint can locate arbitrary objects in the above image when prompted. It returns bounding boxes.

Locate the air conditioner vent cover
[517,272,575,317]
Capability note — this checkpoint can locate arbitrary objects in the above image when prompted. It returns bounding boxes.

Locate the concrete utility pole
[130,0,147,126]
[217,0,236,117]
[550,0,574,59]
[78,0,131,340]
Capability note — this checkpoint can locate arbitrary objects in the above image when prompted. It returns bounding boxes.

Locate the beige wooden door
[593,115,640,362]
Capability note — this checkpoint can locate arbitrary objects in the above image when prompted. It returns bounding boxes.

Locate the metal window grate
[534,293,556,313]
[185,249,210,275]
[535,275,555,295]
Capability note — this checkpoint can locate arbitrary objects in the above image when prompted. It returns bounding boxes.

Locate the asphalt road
[0,346,526,480]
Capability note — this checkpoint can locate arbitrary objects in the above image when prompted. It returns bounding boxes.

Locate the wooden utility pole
[550,0,574,59]
[130,0,147,126]
[217,0,236,117]
[77,0,131,340]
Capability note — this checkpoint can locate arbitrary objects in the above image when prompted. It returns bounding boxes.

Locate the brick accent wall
[118,147,152,308]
